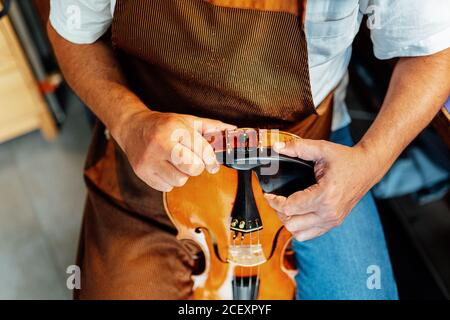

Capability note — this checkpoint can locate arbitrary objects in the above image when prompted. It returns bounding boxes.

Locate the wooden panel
[0,116,40,143]
[0,24,16,73]
[0,0,6,53]
[0,20,6,51]
[0,7,57,142]
[0,69,40,122]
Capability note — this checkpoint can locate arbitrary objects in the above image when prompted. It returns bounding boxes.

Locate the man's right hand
[114,110,236,192]
[47,24,236,192]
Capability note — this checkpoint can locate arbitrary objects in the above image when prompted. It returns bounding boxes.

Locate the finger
[182,118,235,173]
[141,171,174,192]
[264,193,288,213]
[274,138,324,162]
[283,213,321,234]
[158,161,190,187]
[293,227,328,242]
[275,210,291,225]
[174,124,219,174]
[267,185,321,217]
[169,143,205,177]
[282,184,322,216]
[195,131,221,174]
[199,118,237,134]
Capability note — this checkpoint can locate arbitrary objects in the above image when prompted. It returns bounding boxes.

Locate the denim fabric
[372,128,450,203]
[293,126,399,300]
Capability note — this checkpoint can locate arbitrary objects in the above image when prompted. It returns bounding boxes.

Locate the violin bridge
[227,244,267,267]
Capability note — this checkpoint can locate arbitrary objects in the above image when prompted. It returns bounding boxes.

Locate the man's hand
[265,47,450,242]
[264,138,378,242]
[47,23,237,193]
[115,110,236,192]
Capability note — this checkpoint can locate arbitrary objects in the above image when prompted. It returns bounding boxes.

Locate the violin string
[256,222,261,298]
[233,233,237,299]
[239,234,243,297]
[229,130,237,299]
[249,230,253,299]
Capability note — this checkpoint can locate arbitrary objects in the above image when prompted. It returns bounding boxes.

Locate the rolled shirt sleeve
[49,0,113,44]
[360,0,450,59]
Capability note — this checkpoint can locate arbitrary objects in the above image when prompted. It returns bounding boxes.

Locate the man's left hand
[264,138,381,242]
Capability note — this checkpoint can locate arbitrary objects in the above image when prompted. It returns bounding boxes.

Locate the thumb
[198,118,237,134]
[274,138,324,162]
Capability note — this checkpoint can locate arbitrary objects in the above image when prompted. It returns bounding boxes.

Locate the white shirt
[50,0,450,131]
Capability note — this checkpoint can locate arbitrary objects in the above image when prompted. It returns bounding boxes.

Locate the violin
[164,128,316,299]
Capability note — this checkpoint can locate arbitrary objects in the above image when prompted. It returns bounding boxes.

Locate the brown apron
[76,0,334,299]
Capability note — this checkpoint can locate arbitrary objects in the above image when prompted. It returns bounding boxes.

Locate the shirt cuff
[373,25,450,60]
[49,13,108,44]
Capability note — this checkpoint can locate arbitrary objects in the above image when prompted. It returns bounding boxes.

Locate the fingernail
[209,165,220,174]
[204,153,216,165]
[179,177,189,186]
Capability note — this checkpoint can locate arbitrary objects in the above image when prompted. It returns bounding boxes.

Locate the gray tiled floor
[0,97,91,299]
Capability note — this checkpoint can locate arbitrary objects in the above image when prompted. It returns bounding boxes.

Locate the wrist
[108,102,152,149]
[353,140,395,185]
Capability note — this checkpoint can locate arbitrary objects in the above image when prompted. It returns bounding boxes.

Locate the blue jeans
[293,126,399,300]
[372,128,449,204]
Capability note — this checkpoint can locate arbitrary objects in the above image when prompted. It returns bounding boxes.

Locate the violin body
[164,129,315,300]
